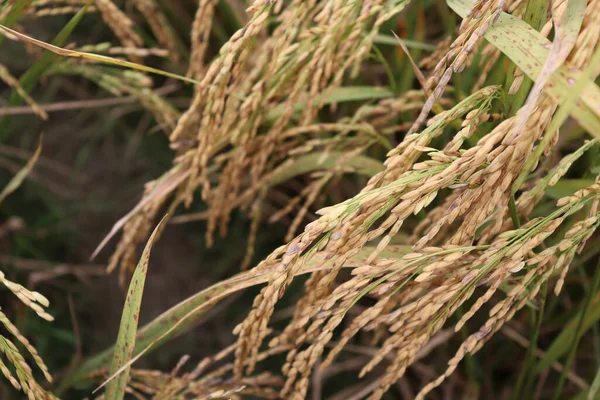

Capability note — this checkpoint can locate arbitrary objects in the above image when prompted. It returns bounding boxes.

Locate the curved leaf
[0,135,42,206]
[0,25,201,86]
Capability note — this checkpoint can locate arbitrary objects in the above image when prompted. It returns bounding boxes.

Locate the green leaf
[0,135,42,206]
[267,86,395,120]
[373,34,436,51]
[546,179,595,199]
[448,0,600,139]
[268,152,385,186]
[323,86,396,104]
[99,215,166,399]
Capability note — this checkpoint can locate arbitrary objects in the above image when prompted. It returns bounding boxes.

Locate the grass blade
[0,135,42,206]
[268,152,385,186]
[99,215,167,399]
[546,179,596,199]
[267,86,395,120]
[374,33,436,51]
[0,25,201,86]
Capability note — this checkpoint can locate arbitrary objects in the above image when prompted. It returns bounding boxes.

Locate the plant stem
[523,282,548,397]
[512,282,547,400]
[509,194,521,228]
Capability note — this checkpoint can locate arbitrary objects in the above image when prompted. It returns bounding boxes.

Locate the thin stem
[512,282,547,400]
[456,306,479,388]
[523,282,548,397]
[509,194,521,228]
[512,311,536,399]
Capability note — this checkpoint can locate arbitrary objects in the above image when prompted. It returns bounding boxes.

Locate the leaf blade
[0,24,201,86]
[0,135,42,206]
[100,215,167,399]
[268,152,385,187]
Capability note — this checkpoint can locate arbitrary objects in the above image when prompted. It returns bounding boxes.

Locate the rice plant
[2,0,600,399]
